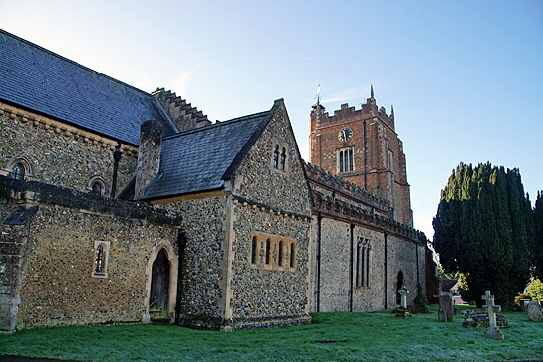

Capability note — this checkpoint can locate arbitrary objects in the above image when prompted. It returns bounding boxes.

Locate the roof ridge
[162,109,270,141]
[0,28,152,97]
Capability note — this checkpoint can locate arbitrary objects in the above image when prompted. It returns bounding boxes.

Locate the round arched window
[9,162,25,180]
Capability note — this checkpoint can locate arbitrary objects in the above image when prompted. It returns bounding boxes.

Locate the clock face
[338,127,353,142]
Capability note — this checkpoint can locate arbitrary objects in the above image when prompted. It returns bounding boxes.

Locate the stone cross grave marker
[398,286,409,308]
[527,300,543,322]
[481,291,504,340]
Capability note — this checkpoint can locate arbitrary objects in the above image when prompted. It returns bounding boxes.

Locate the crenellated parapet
[312,99,395,131]
[305,162,425,244]
[305,162,391,212]
[152,88,211,132]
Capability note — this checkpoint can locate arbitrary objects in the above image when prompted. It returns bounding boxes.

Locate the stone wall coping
[233,195,311,220]
[311,188,427,245]
[305,162,392,212]
[0,175,182,226]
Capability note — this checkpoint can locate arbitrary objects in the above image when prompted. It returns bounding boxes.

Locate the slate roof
[144,102,280,200]
[0,29,176,145]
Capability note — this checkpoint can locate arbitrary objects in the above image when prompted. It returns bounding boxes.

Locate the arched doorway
[149,249,170,320]
[396,271,404,306]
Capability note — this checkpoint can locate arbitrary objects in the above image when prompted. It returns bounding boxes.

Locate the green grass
[1,306,542,362]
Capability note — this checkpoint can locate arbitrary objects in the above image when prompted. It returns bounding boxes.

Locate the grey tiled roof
[0,29,176,145]
[144,105,277,200]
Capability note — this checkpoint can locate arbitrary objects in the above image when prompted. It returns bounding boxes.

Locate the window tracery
[92,241,110,278]
[249,231,296,271]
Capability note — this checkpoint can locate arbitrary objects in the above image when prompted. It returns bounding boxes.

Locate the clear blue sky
[2,0,542,238]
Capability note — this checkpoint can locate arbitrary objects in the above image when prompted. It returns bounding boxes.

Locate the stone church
[0,29,432,333]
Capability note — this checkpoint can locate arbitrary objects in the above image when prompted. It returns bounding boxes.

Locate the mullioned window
[249,231,296,271]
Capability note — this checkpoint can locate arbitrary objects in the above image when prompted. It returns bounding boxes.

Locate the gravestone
[481,291,504,340]
[398,286,409,308]
[527,300,543,322]
[438,292,453,322]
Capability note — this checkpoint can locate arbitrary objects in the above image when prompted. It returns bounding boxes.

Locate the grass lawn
[1,305,542,362]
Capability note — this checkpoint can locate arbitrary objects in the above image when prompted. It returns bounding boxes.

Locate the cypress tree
[433,162,534,308]
[534,191,543,278]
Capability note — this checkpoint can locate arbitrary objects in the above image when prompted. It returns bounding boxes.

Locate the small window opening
[290,242,295,268]
[278,241,284,266]
[94,245,105,276]
[9,163,25,180]
[91,181,103,195]
[251,236,257,264]
[273,145,279,168]
[279,147,286,170]
[265,239,271,264]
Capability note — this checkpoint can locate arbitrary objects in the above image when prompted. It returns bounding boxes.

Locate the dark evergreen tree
[534,191,543,278]
[433,162,534,308]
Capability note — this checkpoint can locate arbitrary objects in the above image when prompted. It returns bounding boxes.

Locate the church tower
[309,86,413,226]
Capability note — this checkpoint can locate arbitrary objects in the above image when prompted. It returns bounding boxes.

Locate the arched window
[248,232,297,271]
[272,145,279,168]
[9,162,25,180]
[5,156,34,181]
[265,239,271,264]
[95,245,105,275]
[278,241,284,267]
[356,238,371,287]
[251,236,258,265]
[92,241,110,278]
[87,176,107,196]
[279,147,286,170]
[91,181,103,195]
[290,242,296,268]
[338,147,354,173]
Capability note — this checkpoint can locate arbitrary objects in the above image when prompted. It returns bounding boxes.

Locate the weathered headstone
[399,286,409,308]
[438,292,453,322]
[527,300,543,322]
[482,291,504,340]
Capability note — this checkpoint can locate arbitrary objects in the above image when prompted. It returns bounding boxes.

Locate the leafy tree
[527,279,543,301]
[534,191,543,278]
[433,162,534,308]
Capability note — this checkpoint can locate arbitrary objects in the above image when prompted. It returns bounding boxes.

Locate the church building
[0,29,432,333]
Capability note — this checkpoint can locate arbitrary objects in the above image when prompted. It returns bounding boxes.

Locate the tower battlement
[309,86,412,226]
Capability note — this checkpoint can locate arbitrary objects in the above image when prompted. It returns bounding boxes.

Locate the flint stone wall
[233,104,312,217]
[230,203,310,321]
[0,178,180,331]
[0,108,137,196]
[228,104,312,327]
[164,196,228,328]
[309,209,426,313]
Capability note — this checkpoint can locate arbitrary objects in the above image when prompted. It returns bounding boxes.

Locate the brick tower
[309,86,413,226]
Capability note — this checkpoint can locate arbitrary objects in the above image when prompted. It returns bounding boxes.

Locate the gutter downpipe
[349,223,355,312]
[316,213,322,312]
[111,143,122,198]
[384,232,388,309]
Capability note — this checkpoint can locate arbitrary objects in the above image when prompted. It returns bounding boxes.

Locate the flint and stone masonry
[0,29,433,333]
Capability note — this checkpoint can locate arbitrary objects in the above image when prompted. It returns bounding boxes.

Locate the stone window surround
[270,138,290,173]
[249,231,297,272]
[337,146,354,174]
[356,237,371,288]
[92,240,110,278]
[87,175,108,197]
[1,155,36,181]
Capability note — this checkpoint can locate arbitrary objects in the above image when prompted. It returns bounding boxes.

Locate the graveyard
[1,303,542,362]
